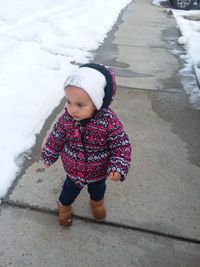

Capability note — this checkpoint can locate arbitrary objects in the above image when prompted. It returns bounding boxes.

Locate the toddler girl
[41,63,132,227]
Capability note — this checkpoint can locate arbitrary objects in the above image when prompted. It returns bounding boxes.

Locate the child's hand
[108,172,121,182]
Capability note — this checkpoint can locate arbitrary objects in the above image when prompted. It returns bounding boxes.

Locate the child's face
[65,86,96,121]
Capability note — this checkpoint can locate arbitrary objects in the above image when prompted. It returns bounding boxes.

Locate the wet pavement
[1,0,200,266]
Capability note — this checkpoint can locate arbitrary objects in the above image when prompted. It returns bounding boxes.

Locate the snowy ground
[0,0,131,200]
[152,1,200,107]
[152,0,167,6]
[173,9,200,107]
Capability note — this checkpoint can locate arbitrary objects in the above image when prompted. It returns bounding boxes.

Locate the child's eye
[77,104,84,108]
[66,100,71,105]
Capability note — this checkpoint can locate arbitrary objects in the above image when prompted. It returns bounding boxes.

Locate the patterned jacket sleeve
[40,113,67,166]
[107,114,132,181]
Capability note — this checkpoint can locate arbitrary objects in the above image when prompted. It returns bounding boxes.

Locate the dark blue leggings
[59,176,106,205]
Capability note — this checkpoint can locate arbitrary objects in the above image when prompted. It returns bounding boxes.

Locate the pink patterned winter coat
[41,108,132,188]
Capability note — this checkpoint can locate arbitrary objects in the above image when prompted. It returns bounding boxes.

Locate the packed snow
[173,10,200,106]
[152,0,167,6]
[152,1,200,107]
[0,0,131,200]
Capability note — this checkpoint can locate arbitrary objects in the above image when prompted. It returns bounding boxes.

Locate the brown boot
[57,201,72,227]
[90,199,106,220]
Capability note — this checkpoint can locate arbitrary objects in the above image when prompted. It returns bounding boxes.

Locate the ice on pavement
[0,0,131,200]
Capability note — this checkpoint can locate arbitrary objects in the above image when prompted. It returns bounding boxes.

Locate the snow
[0,0,131,200]
[152,0,200,107]
[173,10,200,105]
[152,0,167,6]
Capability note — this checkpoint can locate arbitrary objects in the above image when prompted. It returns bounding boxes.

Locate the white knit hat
[64,67,106,110]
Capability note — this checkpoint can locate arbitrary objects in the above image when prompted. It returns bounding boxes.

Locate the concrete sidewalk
[1,0,200,266]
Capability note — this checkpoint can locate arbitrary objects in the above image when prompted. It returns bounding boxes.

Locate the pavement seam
[117,85,184,94]
[2,199,200,245]
[106,43,180,50]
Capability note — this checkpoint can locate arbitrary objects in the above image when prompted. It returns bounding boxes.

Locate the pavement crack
[118,85,184,94]
[113,43,172,50]
[2,199,200,245]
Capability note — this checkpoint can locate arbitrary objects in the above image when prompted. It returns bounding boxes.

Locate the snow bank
[173,10,200,107]
[152,0,167,6]
[0,0,131,199]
